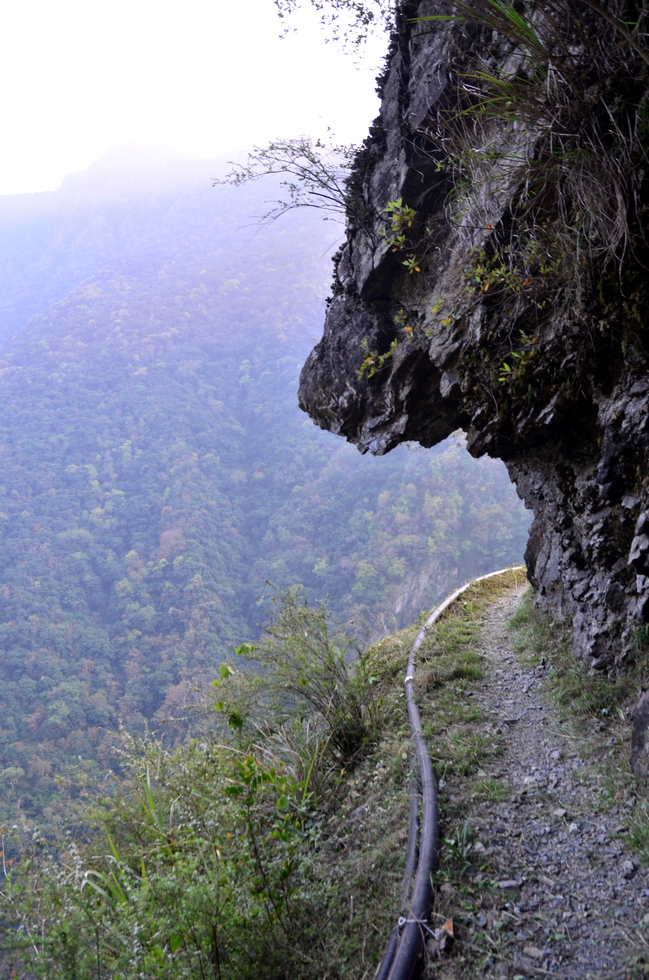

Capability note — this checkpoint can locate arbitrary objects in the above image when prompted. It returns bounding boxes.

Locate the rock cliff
[298,0,649,747]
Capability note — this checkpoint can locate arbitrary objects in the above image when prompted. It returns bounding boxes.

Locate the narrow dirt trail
[440,587,649,980]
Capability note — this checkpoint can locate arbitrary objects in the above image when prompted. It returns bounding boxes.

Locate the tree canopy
[0,156,529,840]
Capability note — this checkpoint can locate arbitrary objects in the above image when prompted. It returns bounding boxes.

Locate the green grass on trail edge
[372,568,527,978]
[509,591,649,721]
[509,591,649,872]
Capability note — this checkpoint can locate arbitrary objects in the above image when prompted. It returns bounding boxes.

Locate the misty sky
[0,0,385,196]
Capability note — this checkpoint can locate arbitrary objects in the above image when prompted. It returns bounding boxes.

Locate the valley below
[0,150,529,840]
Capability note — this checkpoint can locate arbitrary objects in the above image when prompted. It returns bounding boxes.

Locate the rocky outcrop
[299,0,649,686]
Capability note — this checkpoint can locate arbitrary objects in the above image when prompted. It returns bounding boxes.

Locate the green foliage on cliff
[411,0,649,411]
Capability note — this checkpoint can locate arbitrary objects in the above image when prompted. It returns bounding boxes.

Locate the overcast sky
[0,0,385,197]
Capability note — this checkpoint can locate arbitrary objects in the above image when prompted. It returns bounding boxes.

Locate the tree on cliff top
[274,0,395,46]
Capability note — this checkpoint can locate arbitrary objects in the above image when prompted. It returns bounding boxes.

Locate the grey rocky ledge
[298,0,649,743]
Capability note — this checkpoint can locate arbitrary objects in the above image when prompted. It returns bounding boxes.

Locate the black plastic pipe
[377,567,524,980]
[374,776,420,980]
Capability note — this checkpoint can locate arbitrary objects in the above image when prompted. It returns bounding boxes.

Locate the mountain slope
[0,152,530,824]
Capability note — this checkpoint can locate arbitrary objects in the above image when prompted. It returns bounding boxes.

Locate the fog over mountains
[0,147,530,826]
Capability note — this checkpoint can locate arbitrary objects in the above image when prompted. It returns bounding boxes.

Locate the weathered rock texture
[298,0,649,687]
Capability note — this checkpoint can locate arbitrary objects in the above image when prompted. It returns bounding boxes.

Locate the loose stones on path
[434,589,649,980]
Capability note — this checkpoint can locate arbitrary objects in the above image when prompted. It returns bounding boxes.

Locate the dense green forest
[0,150,530,829]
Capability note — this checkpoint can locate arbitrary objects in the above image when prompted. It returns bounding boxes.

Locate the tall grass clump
[417,0,649,283]
[510,590,649,720]
[231,584,375,766]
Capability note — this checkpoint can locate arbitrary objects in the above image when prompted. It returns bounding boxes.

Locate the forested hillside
[0,150,530,826]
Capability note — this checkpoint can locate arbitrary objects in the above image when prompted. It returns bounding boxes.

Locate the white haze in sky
[0,0,384,196]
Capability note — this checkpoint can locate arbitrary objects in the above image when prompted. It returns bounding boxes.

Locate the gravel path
[441,587,649,980]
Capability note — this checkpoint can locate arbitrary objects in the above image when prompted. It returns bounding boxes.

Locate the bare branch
[215,137,359,225]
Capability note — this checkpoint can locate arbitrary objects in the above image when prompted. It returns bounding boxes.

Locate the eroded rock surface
[299,1,649,686]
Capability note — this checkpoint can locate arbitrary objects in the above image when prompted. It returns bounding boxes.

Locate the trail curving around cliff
[427,585,649,980]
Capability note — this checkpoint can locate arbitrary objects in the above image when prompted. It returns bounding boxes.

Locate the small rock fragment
[498,879,520,890]
[553,808,567,818]
[514,952,536,972]
[622,859,637,879]
[523,946,544,960]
